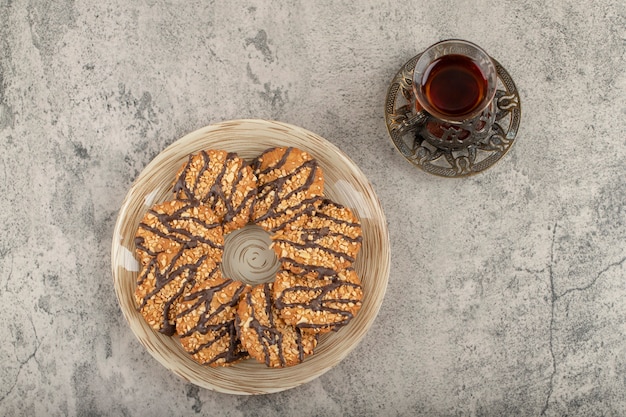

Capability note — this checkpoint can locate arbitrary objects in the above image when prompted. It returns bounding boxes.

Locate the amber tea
[420,54,488,119]
[412,40,497,124]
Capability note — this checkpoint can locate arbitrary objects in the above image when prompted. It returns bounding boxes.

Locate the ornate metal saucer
[385,53,521,177]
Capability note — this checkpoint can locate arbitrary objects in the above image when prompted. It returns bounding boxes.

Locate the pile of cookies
[134,147,364,368]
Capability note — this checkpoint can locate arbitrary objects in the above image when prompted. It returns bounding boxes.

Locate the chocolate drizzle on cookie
[190,321,244,364]
[137,253,210,330]
[278,263,339,280]
[238,283,315,367]
[176,268,243,336]
[134,200,224,336]
[273,235,357,263]
[176,269,249,365]
[252,147,324,229]
[263,196,321,233]
[247,284,288,367]
[172,150,257,231]
[136,201,224,252]
[273,269,363,333]
[314,199,363,242]
[135,257,206,336]
[271,199,362,276]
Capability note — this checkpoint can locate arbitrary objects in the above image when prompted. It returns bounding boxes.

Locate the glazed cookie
[273,268,363,334]
[271,199,362,278]
[172,150,257,234]
[236,283,318,368]
[175,266,250,367]
[134,199,224,335]
[252,147,324,232]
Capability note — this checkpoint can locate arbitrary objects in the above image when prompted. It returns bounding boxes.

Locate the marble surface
[1,0,625,415]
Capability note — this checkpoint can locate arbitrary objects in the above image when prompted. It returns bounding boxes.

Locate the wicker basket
[111,119,390,394]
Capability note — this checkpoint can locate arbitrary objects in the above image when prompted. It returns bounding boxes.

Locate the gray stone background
[1,0,625,416]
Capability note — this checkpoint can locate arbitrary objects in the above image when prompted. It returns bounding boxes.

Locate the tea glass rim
[412,39,498,123]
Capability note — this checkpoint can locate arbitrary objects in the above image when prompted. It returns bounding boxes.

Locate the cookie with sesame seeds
[172,150,257,234]
[272,268,363,334]
[236,283,318,368]
[175,267,250,367]
[134,199,224,336]
[270,199,362,278]
[251,147,324,233]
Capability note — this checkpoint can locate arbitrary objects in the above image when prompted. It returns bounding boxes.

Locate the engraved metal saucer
[385,53,521,177]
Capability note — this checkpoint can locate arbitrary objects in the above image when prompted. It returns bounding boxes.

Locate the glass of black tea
[412,39,498,149]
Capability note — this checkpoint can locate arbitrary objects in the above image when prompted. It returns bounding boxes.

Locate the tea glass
[412,39,498,150]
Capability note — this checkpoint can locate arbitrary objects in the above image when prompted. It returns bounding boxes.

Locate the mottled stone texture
[0,0,625,415]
